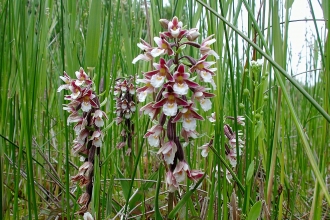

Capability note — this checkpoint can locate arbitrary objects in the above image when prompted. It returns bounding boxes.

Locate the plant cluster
[113,77,136,155]
[58,68,107,215]
[132,16,219,191]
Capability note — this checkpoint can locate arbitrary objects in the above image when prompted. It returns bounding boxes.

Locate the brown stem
[168,192,174,215]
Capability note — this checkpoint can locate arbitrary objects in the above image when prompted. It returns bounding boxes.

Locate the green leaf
[254,120,263,140]
[103,120,115,133]
[246,161,255,182]
[100,97,107,108]
[85,0,102,68]
[285,0,295,9]
[247,201,262,220]
[116,166,130,199]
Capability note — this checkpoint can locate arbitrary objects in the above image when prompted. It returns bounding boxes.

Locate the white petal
[174,171,185,182]
[153,36,162,46]
[132,54,150,64]
[173,83,189,95]
[163,102,177,116]
[71,91,80,99]
[200,98,212,111]
[200,71,213,82]
[150,48,165,57]
[83,212,94,220]
[137,42,149,50]
[150,74,165,88]
[201,149,209,157]
[208,50,219,59]
[67,114,82,125]
[164,152,175,164]
[148,135,160,147]
[138,91,147,102]
[171,29,180,38]
[81,101,92,112]
[93,138,102,147]
[59,76,69,83]
[57,84,69,92]
[204,38,216,46]
[75,80,84,86]
[183,117,196,131]
[95,118,104,127]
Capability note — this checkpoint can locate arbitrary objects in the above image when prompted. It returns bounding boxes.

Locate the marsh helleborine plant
[113,76,136,155]
[58,68,107,215]
[132,16,219,191]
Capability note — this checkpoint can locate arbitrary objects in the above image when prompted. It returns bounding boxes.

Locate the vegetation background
[0,0,329,219]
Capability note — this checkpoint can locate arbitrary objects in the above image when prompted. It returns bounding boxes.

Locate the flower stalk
[58,68,107,216]
[133,16,219,214]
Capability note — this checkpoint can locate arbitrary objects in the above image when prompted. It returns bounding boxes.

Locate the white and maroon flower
[199,143,210,157]
[71,161,93,186]
[187,169,204,182]
[129,101,136,112]
[226,116,245,126]
[193,86,215,111]
[200,35,219,59]
[128,83,135,95]
[153,86,189,116]
[166,171,179,192]
[67,112,83,125]
[172,101,204,131]
[157,140,177,164]
[74,118,88,135]
[119,80,128,92]
[79,89,98,112]
[90,130,103,147]
[123,109,132,119]
[207,112,216,123]
[132,39,154,64]
[173,160,190,182]
[75,67,92,86]
[151,37,174,57]
[144,58,173,88]
[93,110,108,127]
[65,80,82,100]
[190,54,217,76]
[224,124,244,148]
[181,129,199,143]
[57,71,72,92]
[71,141,86,156]
[173,64,199,95]
[167,16,183,38]
[144,124,163,147]
[115,116,123,125]
[62,100,80,113]
[237,116,245,126]
[185,28,200,41]
[139,102,160,119]
[225,145,238,167]
[136,77,155,102]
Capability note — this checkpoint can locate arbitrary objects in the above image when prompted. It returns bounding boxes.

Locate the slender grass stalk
[266,87,281,218]
[195,0,330,206]
[196,0,330,123]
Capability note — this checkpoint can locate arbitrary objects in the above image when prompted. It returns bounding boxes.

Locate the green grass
[0,0,329,219]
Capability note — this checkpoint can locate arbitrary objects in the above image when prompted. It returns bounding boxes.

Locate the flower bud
[186,28,200,41]
[159,19,169,29]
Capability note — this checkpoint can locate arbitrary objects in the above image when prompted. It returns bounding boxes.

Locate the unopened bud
[186,28,200,41]
[159,19,169,29]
